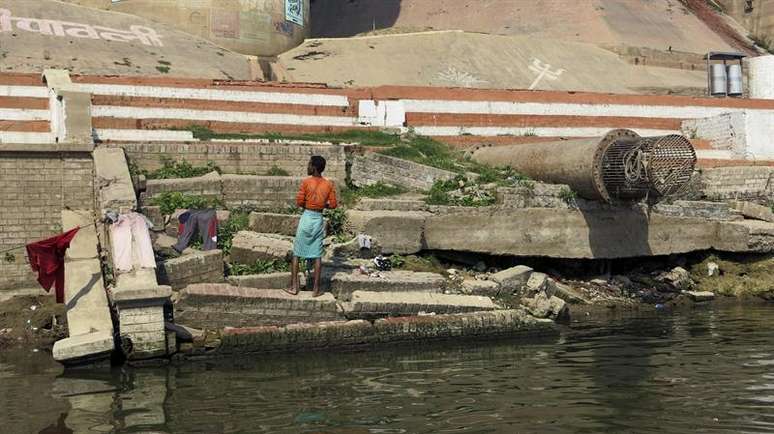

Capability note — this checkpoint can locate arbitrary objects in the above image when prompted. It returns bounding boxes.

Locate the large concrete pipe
[472,129,697,202]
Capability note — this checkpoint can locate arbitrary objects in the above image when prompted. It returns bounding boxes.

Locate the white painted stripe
[401,99,774,120]
[92,106,360,127]
[412,126,679,138]
[78,83,350,107]
[0,108,50,121]
[695,150,736,159]
[95,129,195,142]
[0,132,55,144]
[0,85,49,98]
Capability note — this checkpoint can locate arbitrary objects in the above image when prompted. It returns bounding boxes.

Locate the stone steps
[175,283,342,328]
[330,270,446,301]
[343,290,497,319]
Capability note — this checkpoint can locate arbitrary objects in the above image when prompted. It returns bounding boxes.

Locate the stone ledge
[53,330,114,364]
[216,309,557,355]
[344,290,497,319]
[330,270,446,301]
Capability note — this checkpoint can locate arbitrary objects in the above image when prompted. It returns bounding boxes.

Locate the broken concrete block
[525,272,550,295]
[350,153,457,191]
[548,280,591,304]
[113,285,173,360]
[248,212,302,236]
[684,290,715,302]
[657,267,694,291]
[230,231,293,264]
[490,265,533,293]
[346,210,430,255]
[652,200,740,221]
[143,171,222,204]
[175,284,342,328]
[522,293,569,321]
[330,270,446,301]
[227,272,305,290]
[93,148,137,215]
[157,250,224,289]
[461,279,500,296]
[344,290,497,319]
[728,200,774,223]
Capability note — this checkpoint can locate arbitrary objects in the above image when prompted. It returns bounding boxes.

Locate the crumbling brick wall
[0,153,95,291]
[110,142,347,184]
[350,153,457,191]
[700,166,774,203]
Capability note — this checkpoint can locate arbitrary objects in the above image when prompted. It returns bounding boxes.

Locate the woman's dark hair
[310,155,326,173]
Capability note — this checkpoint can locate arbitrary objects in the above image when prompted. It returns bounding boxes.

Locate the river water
[2,304,774,433]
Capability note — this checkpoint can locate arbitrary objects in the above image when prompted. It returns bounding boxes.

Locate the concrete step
[175,283,342,328]
[343,290,497,319]
[230,231,293,264]
[330,270,446,301]
[227,272,305,290]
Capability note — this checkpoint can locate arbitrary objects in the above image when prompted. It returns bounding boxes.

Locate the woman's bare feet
[283,287,299,296]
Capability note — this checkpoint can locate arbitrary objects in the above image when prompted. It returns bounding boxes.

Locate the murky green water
[2,304,774,433]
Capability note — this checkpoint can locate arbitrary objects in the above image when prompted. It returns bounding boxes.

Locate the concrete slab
[330,270,446,301]
[62,210,98,260]
[461,279,501,296]
[248,212,302,237]
[53,330,114,364]
[63,259,113,337]
[227,272,305,290]
[728,201,774,223]
[490,266,533,292]
[93,148,137,215]
[346,210,431,255]
[684,290,715,302]
[230,231,293,264]
[344,290,497,318]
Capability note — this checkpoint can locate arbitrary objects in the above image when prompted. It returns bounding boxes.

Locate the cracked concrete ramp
[0,0,250,79]
[278,31,707,94]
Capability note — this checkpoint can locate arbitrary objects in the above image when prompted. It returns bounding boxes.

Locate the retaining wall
[3,72,774,165]
[0,150,95,291]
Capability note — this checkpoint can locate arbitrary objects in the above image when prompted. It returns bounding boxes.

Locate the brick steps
[330,270,446,301]
[343,290,497,319]
[175,284,342,328]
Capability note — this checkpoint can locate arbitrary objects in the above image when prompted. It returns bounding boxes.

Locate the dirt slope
[0,0,251,79]
[312,0,737,54]
[279,31,707,94]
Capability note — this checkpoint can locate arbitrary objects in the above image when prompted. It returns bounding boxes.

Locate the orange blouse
[296,176,338,211]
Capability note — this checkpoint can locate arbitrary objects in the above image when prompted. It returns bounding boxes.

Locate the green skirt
[293,210,325,259]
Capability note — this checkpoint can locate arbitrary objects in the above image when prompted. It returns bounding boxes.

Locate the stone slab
[330,270,446,301]
[62,210,99,260]
[461,279,501,296]
[53,330,114,364]
[728,200,774,223]
[354,198,428,212]
[93,147,137,215]
[346,210,431,255]
[424,207,774,259]
[345,290,497,318]
[248,212,302,237]
[230,231,294,264]
[684,290,715,302]
[490,266,533,292]
[158,250,224,289]
[63,259,114,337]
[227,272,305,290]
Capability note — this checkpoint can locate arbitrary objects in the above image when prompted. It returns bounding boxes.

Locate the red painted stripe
[91,95,355,117]
[0,97,49,110]
[0,73,44,86]
[93,117,375,135]
[406,113,683,129]
[370,85,774,110]
[697,159,774,168]
[0,120,50,132]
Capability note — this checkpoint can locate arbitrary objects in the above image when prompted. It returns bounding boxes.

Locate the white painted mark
[0,85,49,98]
[0,108,50,121]
[437,66,488,88]
[528,58,565,90]
[94,129,195,142]
[411,126,679,137]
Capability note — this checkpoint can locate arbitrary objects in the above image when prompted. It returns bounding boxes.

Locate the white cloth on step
[111,212,156,272]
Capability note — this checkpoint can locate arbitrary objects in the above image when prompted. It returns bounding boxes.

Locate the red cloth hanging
[25,227,80,303]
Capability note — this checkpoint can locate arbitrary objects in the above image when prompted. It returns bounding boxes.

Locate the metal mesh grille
[600,135,696,201]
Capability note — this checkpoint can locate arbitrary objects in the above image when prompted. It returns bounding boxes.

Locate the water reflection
[2,305,774,433]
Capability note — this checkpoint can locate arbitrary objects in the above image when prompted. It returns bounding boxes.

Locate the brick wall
[111,142,348,184]
[0,152,94,290]
[701,166,774,202]
[681,112,746,154]
[350,153,457,191]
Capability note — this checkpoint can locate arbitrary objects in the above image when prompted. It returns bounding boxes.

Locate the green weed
[150,192,220,215]
[146,157,220,180]
[265,166,291,176]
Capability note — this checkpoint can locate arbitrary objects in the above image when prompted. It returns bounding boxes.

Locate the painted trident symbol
[528,58,565,90]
